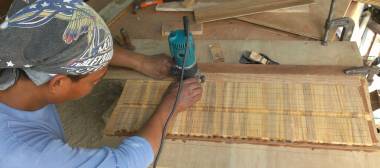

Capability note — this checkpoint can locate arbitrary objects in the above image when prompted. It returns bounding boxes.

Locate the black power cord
[152,16,191,168]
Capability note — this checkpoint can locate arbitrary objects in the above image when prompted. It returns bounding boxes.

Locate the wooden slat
[110,39,363,64]
[156,1,310,13]
[237,0,351,40]
[194,0,314,23]
[104,64,378,150]
[162,22,203,36]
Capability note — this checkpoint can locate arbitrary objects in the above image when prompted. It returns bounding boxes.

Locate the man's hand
[111,46,174,79]
[138,78,203,153]
[161,78,203,113]
[136,54,174,80]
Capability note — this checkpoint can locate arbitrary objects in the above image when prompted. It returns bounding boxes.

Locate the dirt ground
[57,79,125,148]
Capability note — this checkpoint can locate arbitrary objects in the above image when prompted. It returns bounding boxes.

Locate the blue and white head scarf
[0,0,113,90]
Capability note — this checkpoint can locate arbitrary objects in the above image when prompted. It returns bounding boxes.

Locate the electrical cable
[152,19,191,168]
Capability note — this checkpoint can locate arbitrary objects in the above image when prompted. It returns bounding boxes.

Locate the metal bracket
[322,0,355,45]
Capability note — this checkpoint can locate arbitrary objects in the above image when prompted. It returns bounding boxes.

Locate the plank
[104,63,378,150]
[237,0,352,40]
[104,39,363,80]
[107,6,309,40]
[161,22,203,36]
[114,39,362,65]
[156,1,310,13]
[100,136,380,168]
[194,0,314,23]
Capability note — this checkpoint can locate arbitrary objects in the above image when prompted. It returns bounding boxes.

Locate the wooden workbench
[93,1,380,168]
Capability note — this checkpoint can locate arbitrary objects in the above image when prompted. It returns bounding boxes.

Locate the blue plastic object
[168,30,196,69]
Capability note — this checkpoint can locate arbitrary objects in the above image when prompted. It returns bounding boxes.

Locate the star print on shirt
[6,61,14,67]
[41,2,50,7]
[29,4,37,9]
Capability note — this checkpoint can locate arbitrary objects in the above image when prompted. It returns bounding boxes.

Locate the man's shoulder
[0,113,60,168]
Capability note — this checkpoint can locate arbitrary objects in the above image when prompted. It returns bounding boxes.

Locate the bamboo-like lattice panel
[105,73,378,148]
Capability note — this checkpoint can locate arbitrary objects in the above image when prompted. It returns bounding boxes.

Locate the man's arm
[110,45,173,79]
[138,78,203,153]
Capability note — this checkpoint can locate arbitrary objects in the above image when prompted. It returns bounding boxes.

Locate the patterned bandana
[0,0,113,90]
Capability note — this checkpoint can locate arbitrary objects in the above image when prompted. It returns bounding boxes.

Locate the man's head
[42,66,108,103]
[0,0,113,102]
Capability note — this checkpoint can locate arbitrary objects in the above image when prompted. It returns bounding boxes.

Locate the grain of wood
[161,22,203,36]
[110,39,363,66]
[194,0,314,23]
[104,64,378,150]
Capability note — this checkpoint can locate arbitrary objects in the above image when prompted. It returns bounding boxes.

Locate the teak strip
[194,0,314,23]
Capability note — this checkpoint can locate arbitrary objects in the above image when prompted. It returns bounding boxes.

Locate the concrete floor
[57,79,124,148]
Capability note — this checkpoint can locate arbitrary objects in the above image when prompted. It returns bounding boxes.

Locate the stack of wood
[157,0,353,40]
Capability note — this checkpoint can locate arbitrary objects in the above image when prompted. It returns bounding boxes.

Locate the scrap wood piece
[156,1,218,12]
[269,4,310,13]
[237,0,351,40]
[194,0,314,23]
[208,43,224,63]
[104,64,379,151]
[156,1,310,13]
[162,22,203,36]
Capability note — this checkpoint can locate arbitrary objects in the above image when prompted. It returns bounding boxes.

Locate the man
[0,0,203,167]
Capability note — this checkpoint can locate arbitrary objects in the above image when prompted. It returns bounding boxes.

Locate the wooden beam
[161,22,203,36]
[105,63,355,80]
[194,0,314,23]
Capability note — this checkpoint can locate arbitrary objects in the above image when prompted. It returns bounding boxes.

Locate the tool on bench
[133,0,183,13]
[344,66,380,85]
[240,51,279,65]
[153,16,204,168]
[113,28,136,51]
[322,0,355,46]
[168,16,205,81]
